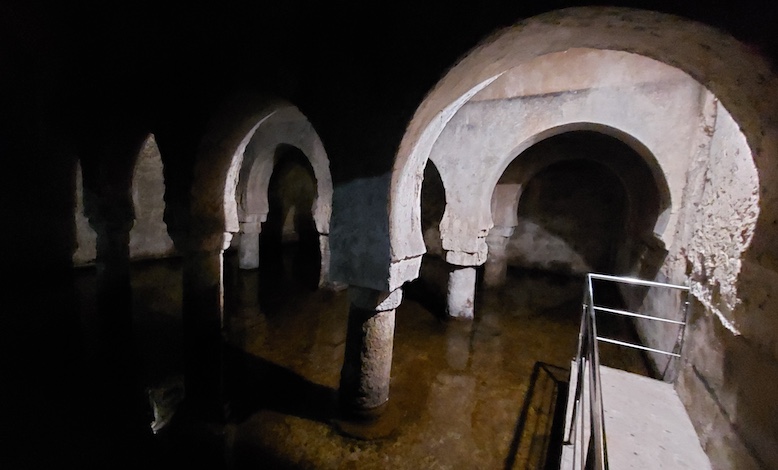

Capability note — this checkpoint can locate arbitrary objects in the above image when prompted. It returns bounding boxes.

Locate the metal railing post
[562,272,689,470]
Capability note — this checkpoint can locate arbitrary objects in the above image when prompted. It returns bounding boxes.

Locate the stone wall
[73,134,175,265]
[393,8,778,468]
[647,98,777,469]
[507,158,626,274]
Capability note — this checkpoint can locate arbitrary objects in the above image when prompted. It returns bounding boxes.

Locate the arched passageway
[383,8,778,468]
[262,144,321,287]
[8,3,778,469]
[404,160,449,316]
[184,93,333,420]
[73,133,176,266]
[513,158,627,275]
[489,129,667,287]
[238,143,323,315]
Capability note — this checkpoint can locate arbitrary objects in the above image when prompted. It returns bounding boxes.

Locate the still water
[58,246,649,469]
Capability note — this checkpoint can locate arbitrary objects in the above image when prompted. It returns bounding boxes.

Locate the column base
[331,401,400,440]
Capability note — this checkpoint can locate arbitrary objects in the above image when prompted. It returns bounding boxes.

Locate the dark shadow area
[254,145,321,315]
[405,160,451,319]
[139,345,338,469]
[516,158,628,275]
[504,361,570,470]
[476,266,584,320]
[130,256,186,388]
[224,345,337,424]
[252,237,319,316]
[404,253,450,320]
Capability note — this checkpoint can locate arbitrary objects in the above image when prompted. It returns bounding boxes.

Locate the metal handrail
[563,273,690,470]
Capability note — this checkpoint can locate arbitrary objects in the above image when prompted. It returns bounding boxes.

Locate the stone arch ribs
[426,48,701,272]
[488,126,672,282]
[184,92,333,420]
[390,7,778,468]
[234,105,334,288]
[188,92,332,267]
[390,6,775,292]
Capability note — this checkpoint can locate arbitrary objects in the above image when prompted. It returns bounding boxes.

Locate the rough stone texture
[424,50,700,270]
[507,158,628,275]
[391,7,778,469]
[391,6,778,278]
[129,135,176,259]
[73,161,97,264]
[646,98,775,469]
[191,93,331,253]
[446,266,476,319]
[339,287,400,414]
[236,106,332,240]
[73,134,175,265]
[331,173,393,291]
[680,103,759,330]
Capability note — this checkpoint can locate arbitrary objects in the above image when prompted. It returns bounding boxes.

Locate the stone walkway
[561,363,711,470]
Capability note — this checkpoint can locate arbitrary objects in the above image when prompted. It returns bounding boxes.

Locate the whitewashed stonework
[391,7,778,469]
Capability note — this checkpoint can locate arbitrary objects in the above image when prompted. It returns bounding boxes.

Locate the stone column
[484,225,516,288]
[318,233,331,288]
[484,183,521,288]
[338,286,402,420]
[238,215,265,270]
[182,231,233,422]
[446,265,477,320]
[81,168,136,365]
[83,170,146,435]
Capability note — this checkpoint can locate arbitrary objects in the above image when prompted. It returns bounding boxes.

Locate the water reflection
[67,249,651,469]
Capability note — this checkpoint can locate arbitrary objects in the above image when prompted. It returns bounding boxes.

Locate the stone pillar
[81,169,136,365]
[484,225,515,288]
[318,233,331,288]
[338,286,402,420]
[484,183,521,288]
[446,265,477,320]
[182,231,233,422]
[238,215,265,270]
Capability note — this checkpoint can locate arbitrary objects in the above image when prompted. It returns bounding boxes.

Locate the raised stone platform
[560,362,711,469]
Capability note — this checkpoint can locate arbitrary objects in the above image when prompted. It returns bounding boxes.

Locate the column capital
[488,224,516,239]
[445,247,487,266]
[239,213,267,234]
[348,286,403,312]
[186,230,234,253]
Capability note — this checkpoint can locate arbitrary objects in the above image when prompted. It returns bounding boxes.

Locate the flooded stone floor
[23,248,653,469]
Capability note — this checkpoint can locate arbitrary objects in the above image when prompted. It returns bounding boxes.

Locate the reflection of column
[446,320,472,370]
[92,216,134,361]
[182,231,233,422]
[235,269,260,316]
[423,372,478,465]
[484,225,515,288]
[338,286,401,419]
[82,165,135,364]
[238,215,265,270]
[447,266,476,320]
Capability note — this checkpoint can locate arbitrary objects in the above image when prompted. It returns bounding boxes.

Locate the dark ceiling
[5,1,777,114]
[2,0,776,192]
